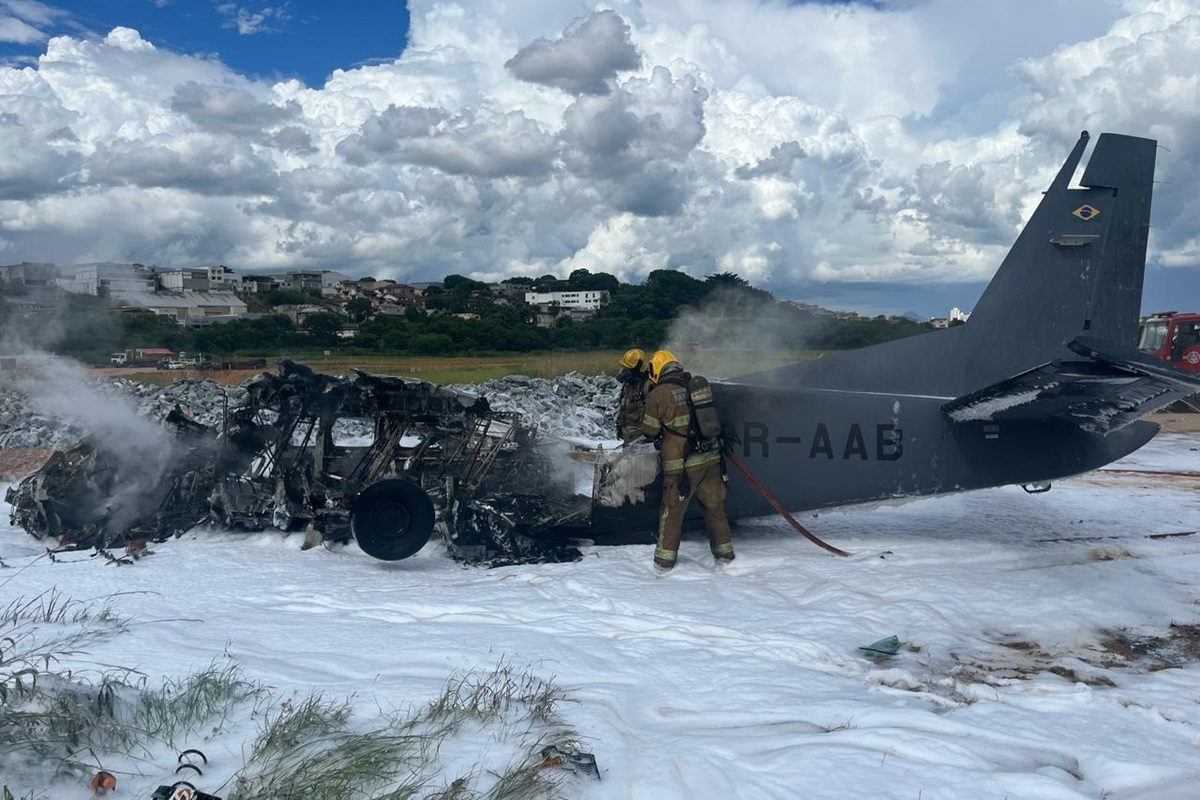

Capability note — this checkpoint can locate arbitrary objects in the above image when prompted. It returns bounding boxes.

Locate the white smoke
[12,353,179,535]
[663,286,808,378]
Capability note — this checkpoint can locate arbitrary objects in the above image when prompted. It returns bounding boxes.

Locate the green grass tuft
[3,597,589,800]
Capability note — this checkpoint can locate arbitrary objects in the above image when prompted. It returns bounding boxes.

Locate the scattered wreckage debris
[7,361,661,566]
[539,744,601,780]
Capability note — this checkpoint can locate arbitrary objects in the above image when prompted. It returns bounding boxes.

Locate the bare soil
[1098,623,1200,670]
[1149,412,1200,433]
[92,366,264,386]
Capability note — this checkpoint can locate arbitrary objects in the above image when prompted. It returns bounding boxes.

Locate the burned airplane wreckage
[8,361,662,564]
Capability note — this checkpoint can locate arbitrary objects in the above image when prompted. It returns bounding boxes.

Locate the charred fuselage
[8,361,656,564]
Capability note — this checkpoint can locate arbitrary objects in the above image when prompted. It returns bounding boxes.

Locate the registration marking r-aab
[742,422,903,461]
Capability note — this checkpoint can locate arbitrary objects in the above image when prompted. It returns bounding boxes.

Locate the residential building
[273,304,328,325]
[523,290,608,310]
[782,300,838,317]
[110,291,248,324]
[158,266,239,292]
[270,270,324,295]
[0,262,57,288]
[321,271,352,296]
[949,307,971,323]
[244,269,348,296]
[490,283,529,304]
[240,274,279,294]
[376,283,421,306]
[63,263,156,299]
[529,305,605,328]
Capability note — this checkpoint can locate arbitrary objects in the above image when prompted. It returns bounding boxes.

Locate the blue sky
[0,0,1196,319]
[2,1,410,87]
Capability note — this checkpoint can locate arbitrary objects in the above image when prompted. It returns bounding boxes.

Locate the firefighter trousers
[654,459,734,567]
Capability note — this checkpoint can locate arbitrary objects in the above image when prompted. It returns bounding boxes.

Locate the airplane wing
[941,336,1200,435]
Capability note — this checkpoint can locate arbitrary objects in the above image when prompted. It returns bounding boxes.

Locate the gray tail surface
[960,131,1157,386]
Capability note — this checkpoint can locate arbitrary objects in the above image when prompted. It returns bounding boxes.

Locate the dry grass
[3,600,587,800]
[97,348,826,387]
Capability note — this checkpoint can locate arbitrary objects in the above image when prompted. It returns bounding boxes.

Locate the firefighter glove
[677,472,691,501]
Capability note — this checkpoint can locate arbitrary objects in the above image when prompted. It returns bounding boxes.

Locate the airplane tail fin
[962,131,1156,386]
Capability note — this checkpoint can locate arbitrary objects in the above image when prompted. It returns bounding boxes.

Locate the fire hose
[723,450,850,557]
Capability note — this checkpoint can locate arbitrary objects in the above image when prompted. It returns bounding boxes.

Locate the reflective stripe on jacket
[640,376,721,473]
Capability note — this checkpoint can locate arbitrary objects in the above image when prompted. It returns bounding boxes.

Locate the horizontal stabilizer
[941,337,1200,435]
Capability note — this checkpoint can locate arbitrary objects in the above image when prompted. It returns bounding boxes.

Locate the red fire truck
[1137,311,1200,372]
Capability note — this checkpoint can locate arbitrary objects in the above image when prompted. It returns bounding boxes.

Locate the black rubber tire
[351,479,435,561]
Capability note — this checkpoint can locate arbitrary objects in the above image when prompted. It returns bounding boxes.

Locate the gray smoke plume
[663,286,811,378]
[1,288,178,535]
[14,354,180,533]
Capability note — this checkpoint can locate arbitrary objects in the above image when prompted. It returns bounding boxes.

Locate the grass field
[290,348,827,384]
[101,349,829,387]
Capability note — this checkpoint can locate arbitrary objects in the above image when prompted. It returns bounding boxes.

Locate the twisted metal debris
[7,361,659,565]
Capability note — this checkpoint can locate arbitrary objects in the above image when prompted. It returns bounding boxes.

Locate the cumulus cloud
[0,0,1196,310]
[505,10,641,95]
[1008,1,1200,267]
[216,3,290,36]
[560,66,707,215]
[170,81,300,137]
[336,105,557,178]
[735,141,806,179]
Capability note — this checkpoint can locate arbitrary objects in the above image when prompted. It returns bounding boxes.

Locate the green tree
[422,285,446,311]
[533,274,563,292]
[704,271,748,288]
[261,289,320,307]
[345,297,374,323]
[303,312,344,346]
[411,332,454,355]
[122,313,184,349]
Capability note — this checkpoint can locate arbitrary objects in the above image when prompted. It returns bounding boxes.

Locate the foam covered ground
[2,432,1199,798]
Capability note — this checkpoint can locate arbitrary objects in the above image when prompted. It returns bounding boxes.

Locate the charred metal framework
[8,361,661,565]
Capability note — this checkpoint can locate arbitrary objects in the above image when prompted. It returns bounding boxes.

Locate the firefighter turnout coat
[617,376,650,442]
[639,374,733,567]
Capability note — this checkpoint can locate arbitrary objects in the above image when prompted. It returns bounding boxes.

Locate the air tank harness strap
[723,450,850,557]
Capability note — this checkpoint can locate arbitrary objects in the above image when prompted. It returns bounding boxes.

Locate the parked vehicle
[1138,311,1200,411]
[1138,311,1200,371]
[115,348,175,368]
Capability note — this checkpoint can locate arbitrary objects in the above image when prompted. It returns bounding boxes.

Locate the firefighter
[616,348,651,443]
[640,349,734,572]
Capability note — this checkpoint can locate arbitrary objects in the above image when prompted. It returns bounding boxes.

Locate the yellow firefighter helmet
[619,348,646,371]
[648,349,683,382]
